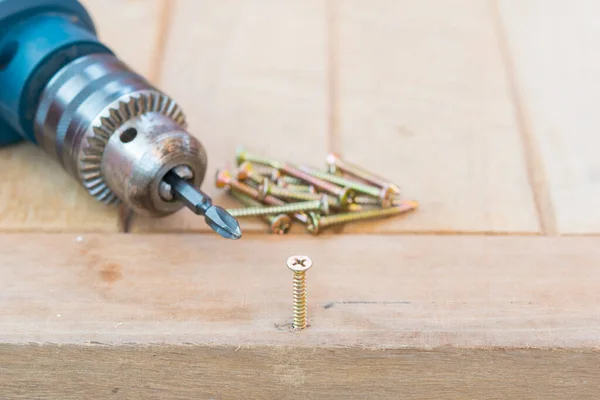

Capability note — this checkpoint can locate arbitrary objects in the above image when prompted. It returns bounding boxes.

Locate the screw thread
[329,157,386,188]
[227,199,324,217]
[242,154,282,168]
[278,182,314,193]
[269,186,340,208]
[248,173,265,186]
[280,175,304,185]
[353,195,380,205]
[327,155,400,195]
[319,203,416,228]
[228,180,309,224]
[301,168,382,198]
[292,272,308,329]
[252,164,279,176]
[229,191,290,231]
[281,165,344,196]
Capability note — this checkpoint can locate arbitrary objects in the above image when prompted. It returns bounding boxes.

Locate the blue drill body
[0,0,110,146]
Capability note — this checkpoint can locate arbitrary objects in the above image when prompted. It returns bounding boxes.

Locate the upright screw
[216,169,311,225]
[259,179,340,210]
[286,255,313,330]
[300,167,395,207]
[227,197,329,218]
[228,191,292,234]
[307,200,419,234]
[325,153,401,196]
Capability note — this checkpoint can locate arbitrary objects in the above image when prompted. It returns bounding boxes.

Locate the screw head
[287,255,313,272]
[270,170,282,182]
[270,214,292,235]
[325,152,340,166]
[215,169,232,188]
[258,178,271,200]
[388,183,402,196]
[306,212,321,234]
[319,194,330,215]
[235,146,249,166]
[379,185,397,208]
[338,187,356,207]
[237,161,254,180]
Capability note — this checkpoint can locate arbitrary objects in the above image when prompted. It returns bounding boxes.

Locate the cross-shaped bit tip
[163,171,242,240]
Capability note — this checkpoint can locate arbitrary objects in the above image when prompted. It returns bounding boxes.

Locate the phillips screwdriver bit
[163,171,242,240]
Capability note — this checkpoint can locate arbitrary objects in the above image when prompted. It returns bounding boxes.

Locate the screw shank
[228,179,309,224]
[227,199,323,218]
[281,164,344,196]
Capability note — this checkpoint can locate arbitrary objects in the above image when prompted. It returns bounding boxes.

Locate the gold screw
[299,167,396,207]
[228,191,292,234]
[286,255,313,330]
[236,146,282,168]
[259,179,339,210]
[235,148,355,207]
[354,195,403,207]
[227,197,329,218]
[239,161,279,178]
[326,153,401,196]
[216,169,312,226]
[276,179,316,193]
[279,175,304,185]
[308,201,419,234]
[279,163,356,207]
[237,161,279,186]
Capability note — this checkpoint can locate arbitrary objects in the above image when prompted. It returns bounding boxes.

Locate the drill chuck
[0,0,241,237]
[34,52,207,216]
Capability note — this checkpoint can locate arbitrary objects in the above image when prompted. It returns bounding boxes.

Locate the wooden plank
[0,0,165,232]
[81,0,165,80]
[335,0,540,234]
[131,0,328,233]
[497,0,600,234]
[2,233,600,397]
[1,234,599,347]
[1,345,599,399]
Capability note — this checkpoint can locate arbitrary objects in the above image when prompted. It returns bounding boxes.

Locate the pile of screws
[215,147,418,234]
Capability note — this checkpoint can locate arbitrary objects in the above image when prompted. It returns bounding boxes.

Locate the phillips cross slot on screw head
[163,171,242,240]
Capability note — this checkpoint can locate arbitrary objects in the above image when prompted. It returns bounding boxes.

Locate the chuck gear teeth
[79,90,187,205]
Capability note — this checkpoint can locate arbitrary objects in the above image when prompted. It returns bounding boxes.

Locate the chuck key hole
[120,128,137,143]
[0,41,18,71]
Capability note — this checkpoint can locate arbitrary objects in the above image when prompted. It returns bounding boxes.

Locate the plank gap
[491,0,556,236]
[149,0,176,83]
[326,0,342,155]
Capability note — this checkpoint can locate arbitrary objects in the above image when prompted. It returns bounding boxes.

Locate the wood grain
[1,345,599,399]
[497,0,600,234]
[2,234,600,348]
[0,0,165,233]
[3,233,600,397]
[334,0,540,234]
[131,0,328,233]
[80,0,165,80]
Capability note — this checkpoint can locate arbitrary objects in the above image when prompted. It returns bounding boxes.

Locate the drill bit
[163,171,242,240]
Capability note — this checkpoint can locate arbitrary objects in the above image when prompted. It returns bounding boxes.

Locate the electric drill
[0,0,241,239]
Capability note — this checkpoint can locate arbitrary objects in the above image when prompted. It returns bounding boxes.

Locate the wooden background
[2,0,600,398]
